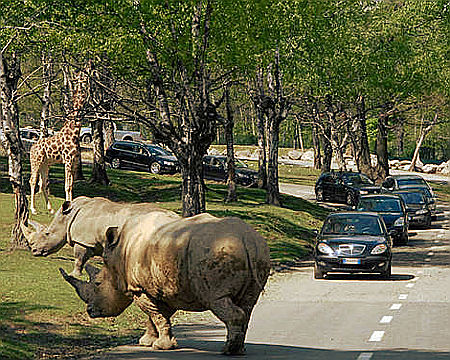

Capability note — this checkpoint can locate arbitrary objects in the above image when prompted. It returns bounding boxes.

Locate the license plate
[342,258,361,265]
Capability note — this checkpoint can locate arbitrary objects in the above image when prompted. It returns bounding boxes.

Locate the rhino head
[22,201,77,256]
[59,227,133,318]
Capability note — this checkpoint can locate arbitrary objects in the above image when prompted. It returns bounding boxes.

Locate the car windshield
[406,187,432,198]
[322,214,383,236]
[397,178,427,187]
[343,173,373,185]
[397,192,425,205]
[147,146,172,156]
[357,198,402,213]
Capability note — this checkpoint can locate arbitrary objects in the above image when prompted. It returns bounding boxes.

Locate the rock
[422,164,438,174]
[398,159,411,166]
[208,148,221,155]
[301,150,315,161]
[288,150,302,160]
[235,150,253,158]
[370,154,378,167]
[437,160,450,175]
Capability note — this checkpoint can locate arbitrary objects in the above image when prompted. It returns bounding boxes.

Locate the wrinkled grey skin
[22,196,178,277]
[60,212,271,355]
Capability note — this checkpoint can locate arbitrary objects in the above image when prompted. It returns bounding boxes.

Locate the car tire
[110,158,121,169]
[81,134,92,143]
[346,192,356,206]
[314,264,326,279]
[380,262,391,280]
[150,162,161,174]
[316,188,324,202]
[425,215,432,228]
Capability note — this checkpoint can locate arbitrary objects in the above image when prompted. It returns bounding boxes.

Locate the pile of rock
[287,149,315,162]
[389,158,450,175]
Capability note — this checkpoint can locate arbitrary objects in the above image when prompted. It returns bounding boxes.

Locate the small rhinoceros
[21,196,179,277]
[60,212,271,355]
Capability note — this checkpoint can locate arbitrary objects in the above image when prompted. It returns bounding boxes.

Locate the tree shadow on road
[92,323,450,359]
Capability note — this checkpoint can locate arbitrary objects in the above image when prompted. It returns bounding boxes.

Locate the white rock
[301,149,315,161]
[288,150,302,160]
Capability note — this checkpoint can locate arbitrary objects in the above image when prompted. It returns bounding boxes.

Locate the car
[313,212,393,279]
[393,190,432,228]
[19,128,40,152]
[382,174,432,192]
[315,171,382,206]
[356,194,409,245]
[396,185,437,220]
[105,141,179,174]
[203,155,258,187]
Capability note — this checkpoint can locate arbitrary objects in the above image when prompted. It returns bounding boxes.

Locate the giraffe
[29,64,90,215]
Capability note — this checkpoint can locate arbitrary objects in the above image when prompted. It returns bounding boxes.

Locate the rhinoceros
[21,196,179,277]
[60,212,271,355]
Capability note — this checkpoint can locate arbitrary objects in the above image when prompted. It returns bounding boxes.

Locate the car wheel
[425,215,432,228]
[111,158,121,169]
[81,134,92,143]
[316,188,324,201]
[380,262,391,280]
[150,162,161,174]
[314,263,326,279]
[346,192,356,206]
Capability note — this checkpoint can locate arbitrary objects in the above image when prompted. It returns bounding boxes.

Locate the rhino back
[69,197,174,251]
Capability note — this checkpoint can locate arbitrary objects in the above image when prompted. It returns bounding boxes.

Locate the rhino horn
[20,222,35,242]
[28,220,47,233]
[59,268,93,303]
[85,264,101,282]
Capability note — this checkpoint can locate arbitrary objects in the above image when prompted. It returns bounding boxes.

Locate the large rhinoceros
[60,212,271,355]
[21,196,179,277]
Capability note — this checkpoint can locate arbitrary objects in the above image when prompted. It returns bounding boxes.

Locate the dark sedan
[313,212,393,279]
[105,141,179,174]
[393,190,432,228]
[356,194,409,245]
[315,171,381,206]
[203,155,258,187]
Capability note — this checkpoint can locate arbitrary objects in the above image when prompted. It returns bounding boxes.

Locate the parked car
[393,190,432,228]
[396,185,437,220]
[313,212,393,279]
[356,194,409,245]
[203,155,258,187]
[80,126,144,143]
[105,141,179,174]
[382,174,432,192]
[315,171,381,206]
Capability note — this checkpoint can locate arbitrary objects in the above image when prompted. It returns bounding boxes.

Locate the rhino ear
[104,226,119,260]
[61,201,72,215]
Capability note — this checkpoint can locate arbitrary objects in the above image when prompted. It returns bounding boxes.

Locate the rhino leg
[210,297,247,355]
[150,310,177,350]
[134,294,177,349]
[70,245,94,277]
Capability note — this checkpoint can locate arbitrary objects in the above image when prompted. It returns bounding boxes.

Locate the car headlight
[394,217,404,226]
[415,209,428,215]
[163,161,173,166]
[360,190,368,195]
[317,243,334,255]
[371,244,387,255]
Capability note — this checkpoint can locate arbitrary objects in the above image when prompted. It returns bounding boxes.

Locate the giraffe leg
[65,163,74,201]
[29,166,39,215]
[40,165,53,214]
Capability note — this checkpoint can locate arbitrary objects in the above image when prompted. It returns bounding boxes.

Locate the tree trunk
[179,151,206,217]
[409,112,438,171]
[375,110,390,182]
[0,51,29,249]
[253,68,267,189]
[266,119,281,206]
[40,52,52,137]
[351,96,373,177]
[321,126,332,172]
[312,123,322,170]
[224,87,237,202]
[90,119,109,185]
[104,120,115,149]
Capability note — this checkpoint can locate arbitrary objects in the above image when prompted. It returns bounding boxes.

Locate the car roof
[113,140,143,146]
[388,174,424,180]
[360,194,400,199]
[393,189,425,195]
[328,211,381,218]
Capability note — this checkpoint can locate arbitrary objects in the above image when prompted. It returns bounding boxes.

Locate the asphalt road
[92,185,450,360]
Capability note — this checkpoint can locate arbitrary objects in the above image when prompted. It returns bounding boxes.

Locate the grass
[0,155,328,359]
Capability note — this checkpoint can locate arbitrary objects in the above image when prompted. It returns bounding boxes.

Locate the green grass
[0,155,328,359]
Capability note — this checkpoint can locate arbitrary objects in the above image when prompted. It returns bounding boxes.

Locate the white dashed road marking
[406,283,415,288]
[390,303,402,310]
[369,331,385,342]
[427,251,434,256]
[398,294,408,300]
[357,353,373,360]
[380,315,393,324]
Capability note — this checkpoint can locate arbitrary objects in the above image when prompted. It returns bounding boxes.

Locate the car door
[321,175,335,200]
[114,142,135,168]
[333,174,347,202]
